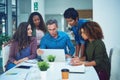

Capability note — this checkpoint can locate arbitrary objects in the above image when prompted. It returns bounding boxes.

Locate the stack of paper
[66,64,85,73]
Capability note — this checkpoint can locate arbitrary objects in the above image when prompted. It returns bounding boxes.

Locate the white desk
[0,60,99,80]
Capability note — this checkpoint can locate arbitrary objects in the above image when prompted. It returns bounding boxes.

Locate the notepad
[66,64,85,73]
[24,60,37,64]
[40,49,65,62]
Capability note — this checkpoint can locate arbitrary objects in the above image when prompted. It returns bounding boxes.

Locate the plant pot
[48,62,54,68]
[40,71,47,80]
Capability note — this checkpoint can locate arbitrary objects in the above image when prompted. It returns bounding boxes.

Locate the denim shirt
[71,19,88,45]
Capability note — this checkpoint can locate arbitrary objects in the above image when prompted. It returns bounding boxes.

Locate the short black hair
[64,8,79,20]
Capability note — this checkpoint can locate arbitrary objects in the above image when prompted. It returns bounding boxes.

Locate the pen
[69,72,85,74]
[6,73,18,75]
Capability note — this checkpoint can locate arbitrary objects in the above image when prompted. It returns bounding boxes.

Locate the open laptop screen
[40,49,65,62]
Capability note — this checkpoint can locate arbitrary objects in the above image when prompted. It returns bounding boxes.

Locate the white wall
[45,0,92,32]
[93,0,120,55]
[17,0,45,25]
[31,0,45,20]
[45,0,92,14]
[17,0,31,25]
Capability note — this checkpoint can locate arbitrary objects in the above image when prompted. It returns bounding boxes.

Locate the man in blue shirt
[64,8,88,57]
[38,19,75,58]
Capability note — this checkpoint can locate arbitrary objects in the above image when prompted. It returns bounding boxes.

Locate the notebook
[40,49,66,62]
[67,64,85,73]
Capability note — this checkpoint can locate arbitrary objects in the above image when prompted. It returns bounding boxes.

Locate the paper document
[66,64,85,73]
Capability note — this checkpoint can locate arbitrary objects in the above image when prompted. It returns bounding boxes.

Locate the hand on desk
[37,48,44,55]
[14,57,29,64]
[70,57,85,66]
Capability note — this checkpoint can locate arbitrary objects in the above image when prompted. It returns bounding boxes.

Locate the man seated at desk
[37,19,75,58]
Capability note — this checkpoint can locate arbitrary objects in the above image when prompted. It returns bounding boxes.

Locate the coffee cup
[61,68,69,80]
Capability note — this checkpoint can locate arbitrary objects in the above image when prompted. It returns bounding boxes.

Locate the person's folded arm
[71,59,96,66]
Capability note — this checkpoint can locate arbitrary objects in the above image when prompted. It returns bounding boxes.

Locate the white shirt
[36,29,44,46]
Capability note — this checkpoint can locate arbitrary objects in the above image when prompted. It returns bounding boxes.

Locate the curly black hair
[28,12,47,33]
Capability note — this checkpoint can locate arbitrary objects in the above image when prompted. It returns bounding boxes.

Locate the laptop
[40,49,66,62]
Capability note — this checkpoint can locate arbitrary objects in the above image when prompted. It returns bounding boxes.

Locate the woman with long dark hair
[5,22,37,71]
[28,12,47,47]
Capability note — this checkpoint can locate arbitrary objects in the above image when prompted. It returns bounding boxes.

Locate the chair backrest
[109,48,113,63]
[109,47,120,80]
[1,44,11,72]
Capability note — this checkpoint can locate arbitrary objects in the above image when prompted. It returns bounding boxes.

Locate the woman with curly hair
[71,21,110,80]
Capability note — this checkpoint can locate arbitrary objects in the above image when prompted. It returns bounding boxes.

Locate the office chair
[109,47,120,80]
[1,44,11,72]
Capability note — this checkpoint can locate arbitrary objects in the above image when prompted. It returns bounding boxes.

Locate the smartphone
[16,65,32,69]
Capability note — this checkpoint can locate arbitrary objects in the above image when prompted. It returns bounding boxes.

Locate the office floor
[0,58,4,75]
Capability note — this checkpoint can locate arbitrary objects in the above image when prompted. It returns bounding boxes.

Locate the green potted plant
[0,34,10,50]
[37,61,49,71]
[0,34,10,55]
[47,55,56,62]
[37,61,49,80]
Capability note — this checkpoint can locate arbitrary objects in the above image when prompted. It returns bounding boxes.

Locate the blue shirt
[6,46,31,71]
[71,19,88,45]
[16,47,30,60]
[40,31,75,56]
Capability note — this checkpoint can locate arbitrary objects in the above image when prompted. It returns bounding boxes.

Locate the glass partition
[0,0,6,35]
[0,0,17,35]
